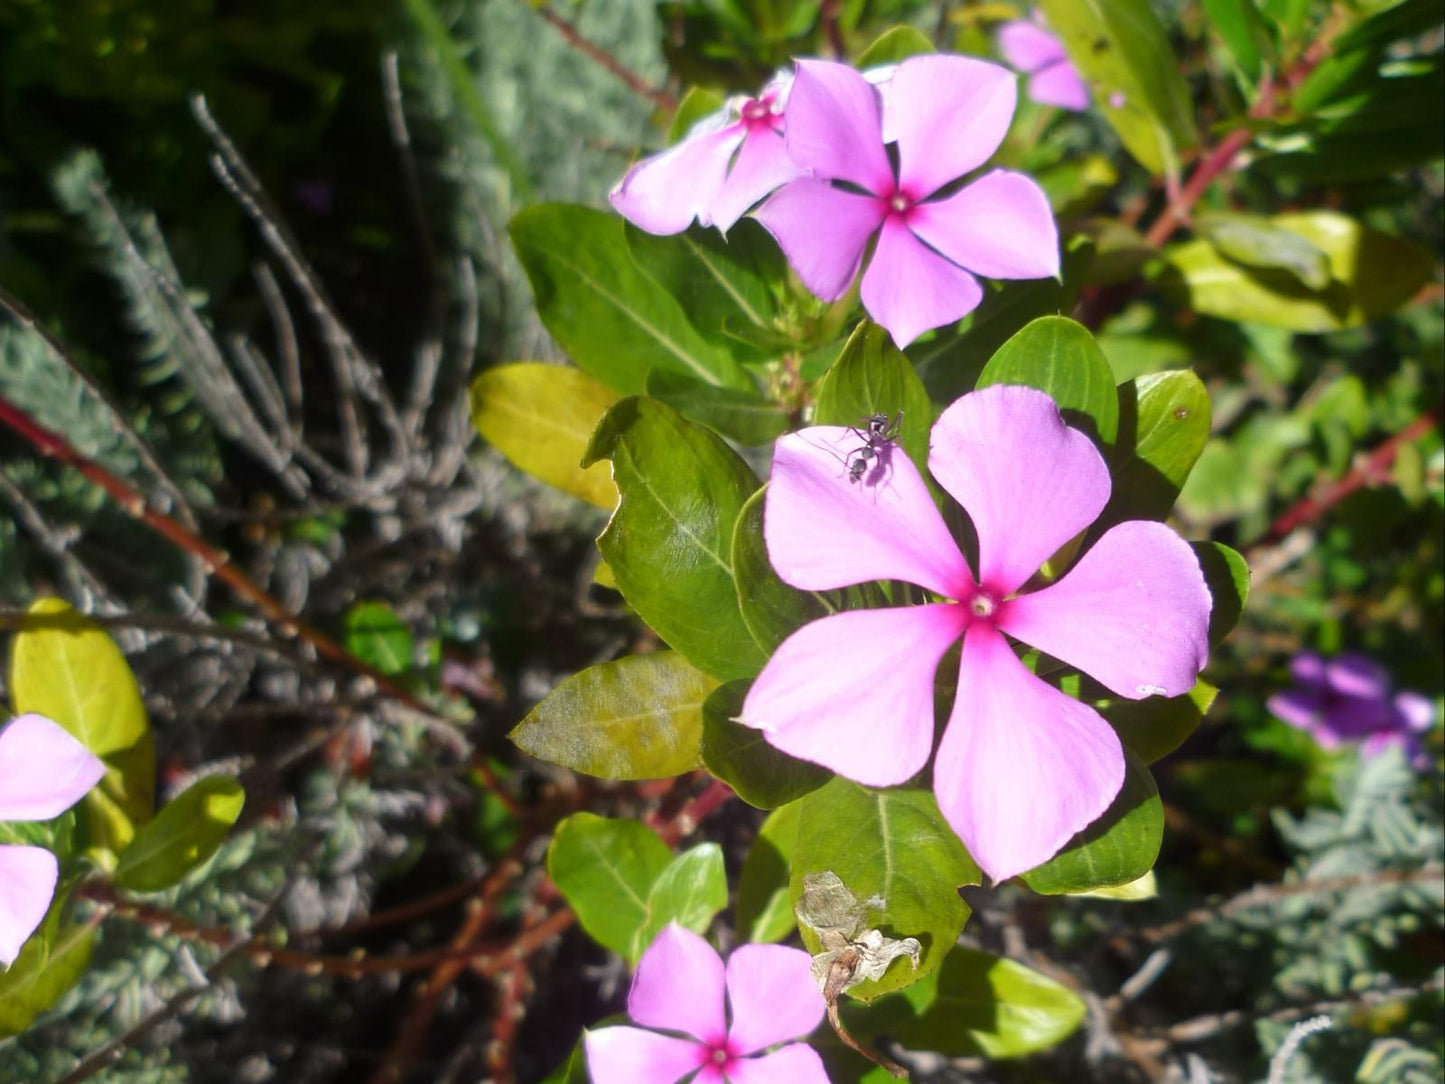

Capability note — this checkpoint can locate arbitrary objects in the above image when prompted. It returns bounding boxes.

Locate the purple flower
[1268,652,1437,767]
[0,713,106,965]
[753,56,1059,348]
[997,18,1090,111]
[585,923,827,1084]
[736,385,1212,882]
[610,73,803,236]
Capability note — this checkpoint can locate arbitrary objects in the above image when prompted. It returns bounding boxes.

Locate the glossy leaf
[113,775,246,893]
[470,362,620,508]
[1196,212,1332,291]
[1104,370,1212,525]
[1038,0,1198,175]
[872,946,1086,1058]
[1202,0,1274,81]
[509,204,748,394]
[977,316,1119,447]
[737,800,802,944]
[0,905,96,1037]
[9,598,154,866]
[636,842,729,952]
[645,370,789,447]
[1163,213,1433,331]
[584,398,766,681]
[547,813,674,964]
[1072,870,1158,900]
[1105,678,1219,765]
[731,488,834,655]
[343,601,413,677]
[790,780,981,1000]
[1195,541,1250,646]
[856,26,935,68]
[511,652,715,780]
[1022,750,1162,894]
[701,681,831,809]
[666,86,726,143]
[813,321,934,474]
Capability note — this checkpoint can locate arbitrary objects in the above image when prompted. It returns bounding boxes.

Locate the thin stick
[534,5,677,112]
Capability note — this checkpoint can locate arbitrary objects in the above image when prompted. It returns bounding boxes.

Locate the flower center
[740,97,772,124]
[888,192,913,216]
[969,589,999,622]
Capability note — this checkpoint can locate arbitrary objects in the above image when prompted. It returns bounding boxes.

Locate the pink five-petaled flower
[998,18,1090,111]
[585,923,828,1084]
[0,713,106,966]
[1268,652,1436,769]
[736,385,1213,882]
[753,55,1059,349]
[610,73,803,237]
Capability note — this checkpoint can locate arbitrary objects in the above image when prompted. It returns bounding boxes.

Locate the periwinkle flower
[610,73,802,237]
[586,923,827,1084]
[737,385,1212,882]
[754,55,1059,348]
[998,18,1090,111]
[0,713,105,965]
[1269,652,1436,767]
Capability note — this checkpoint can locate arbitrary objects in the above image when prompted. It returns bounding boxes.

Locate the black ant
[844,411,902,484]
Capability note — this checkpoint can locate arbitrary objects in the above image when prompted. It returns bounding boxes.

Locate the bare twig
[534,5,677,112]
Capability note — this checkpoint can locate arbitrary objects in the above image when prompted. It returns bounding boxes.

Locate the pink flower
[998,19,1090,111]
[610,73,803,236]
[737,385,1212,882]
[585,923,828,1084]
[0,713,106,965]
[1269,652,1436,768]
[753,56,1059,348]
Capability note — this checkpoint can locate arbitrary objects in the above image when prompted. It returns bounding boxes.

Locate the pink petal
[710,129,804,234]
[725,1044,830,1084]
[737,605,969,788]
[1290,652,1327,688]
[1029,59,1091,111]
[1395,692,1436,733]
[1267,690,1327,737]
[1325,654,1391,701]
[629,923,727,1044]
[610,125,745,235]
[783,59,893,194]
[928,385,1111,594]
[999,521,1211,700]
[0,844,58,966]
[764,426,974,598]
[861,218,984,348]
[888,55,1017,202]
[0,713,106,822]
[998,21,1067,73]
[934,624,1125,882]
[725,944,825,1055]
[584,1026,705,1084]
[754,179,883,301]
[908,170,1060,281]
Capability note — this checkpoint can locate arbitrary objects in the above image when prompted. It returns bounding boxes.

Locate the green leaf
[666,86,726,143]
[645,370,789,447]
[538,1035,591,1084]
[1022,750,1162,894]
[0,904,96,1037]
[547,813,673,964]
[701,681,831,809]
[1104,370,1212,525]
[636,843,729,953]
[1196,212,1332,292]
[977,316,1119,447]
[626,220,785,364]
[1038,0,1198,176]
[737,800,803,944]
[510,652,715,780]
[813,321,934,474]
[790,780,981,1000]
[470,362,620,508]
[856,26,936,68]
[342,601,414,677]
[731,487,834,655]
[113,775,245,893]
[509,204,749,394]
[1194,541,1250,646]
[1203,0,1274,80]
[1105,678,1219,764]
[1163,213,1434,331]
[867,946,1086,1058]
[584,398,767,681]
[10,598,155,867]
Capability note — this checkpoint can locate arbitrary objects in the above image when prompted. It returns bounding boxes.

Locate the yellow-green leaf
[113,775,246,893]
